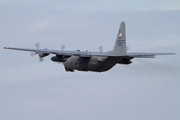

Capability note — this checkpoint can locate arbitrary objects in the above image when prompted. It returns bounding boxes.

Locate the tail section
[113,21,126,56]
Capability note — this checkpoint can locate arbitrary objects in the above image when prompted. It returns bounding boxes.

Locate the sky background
[0,0,180,120]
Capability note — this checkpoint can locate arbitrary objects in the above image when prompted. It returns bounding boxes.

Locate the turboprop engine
[51,55,70,62]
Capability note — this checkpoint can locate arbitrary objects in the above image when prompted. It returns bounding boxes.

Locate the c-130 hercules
[4,21,175,72]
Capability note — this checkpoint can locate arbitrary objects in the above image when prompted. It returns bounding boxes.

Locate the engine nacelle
[38,53,49,57]
[51,55,68,62]
[118,58,132,64]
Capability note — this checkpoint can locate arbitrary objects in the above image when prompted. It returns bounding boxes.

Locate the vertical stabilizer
[113,21,126,56]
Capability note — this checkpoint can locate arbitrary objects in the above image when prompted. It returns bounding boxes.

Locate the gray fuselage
[63,56,123,72]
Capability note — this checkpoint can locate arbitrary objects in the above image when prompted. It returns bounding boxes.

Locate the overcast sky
[0,0,180,120]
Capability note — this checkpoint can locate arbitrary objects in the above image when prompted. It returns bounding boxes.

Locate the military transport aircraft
[4,21,175,72]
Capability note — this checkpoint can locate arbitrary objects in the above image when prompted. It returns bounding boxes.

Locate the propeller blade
[32,43,47,62]
[98,46,103,53]
[39,57,44,62]
[61,45,65,51]
[35,43,39,49]
[30,53,37,57]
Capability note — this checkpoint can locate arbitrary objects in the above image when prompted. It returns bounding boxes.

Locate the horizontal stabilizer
[126,53,176,58]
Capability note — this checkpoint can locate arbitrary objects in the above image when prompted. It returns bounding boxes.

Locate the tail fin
[113,21,126,56]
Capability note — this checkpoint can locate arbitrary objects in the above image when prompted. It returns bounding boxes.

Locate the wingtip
[3,47,8,49]
[170,53,177,55]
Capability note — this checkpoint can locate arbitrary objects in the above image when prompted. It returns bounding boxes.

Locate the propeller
[39,56,44,62]
[61,45,65,51]
[30,43,48,62]
[99,46,103,53]
[35,43,39,49]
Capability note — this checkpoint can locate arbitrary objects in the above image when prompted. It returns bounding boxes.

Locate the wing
[126,52,176,58]
[3,47,176,58]
[3,47,119,57]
